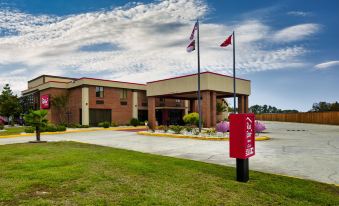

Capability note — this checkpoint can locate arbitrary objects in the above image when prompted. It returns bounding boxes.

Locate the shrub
[205,128,216,136]
[67,123,81,128]
[98,121,110,128]
[41,124,57,132]
[255,121,266,134]
[80,125,89,128]
[56,125,66,131]
[111,121,118,127]
[25,127,35,133]
[157,125,168,133]
[130,118,140,127]
[169,125,184,134]
[183,112,200,126]
[0,123,4,130]
[216,121,229,133]
[185,126,193,133]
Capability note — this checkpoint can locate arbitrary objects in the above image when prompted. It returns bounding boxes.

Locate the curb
[274,173,339,187]
[137,131,270,141]
[0,126,147,139]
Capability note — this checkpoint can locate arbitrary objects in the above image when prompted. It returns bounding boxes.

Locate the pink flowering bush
[216,121,229,133]
[255,121,266,134]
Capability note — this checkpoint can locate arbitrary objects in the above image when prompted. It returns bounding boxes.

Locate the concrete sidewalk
[0,121,338,185]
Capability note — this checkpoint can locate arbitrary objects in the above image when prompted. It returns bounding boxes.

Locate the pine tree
[0,84,22,123]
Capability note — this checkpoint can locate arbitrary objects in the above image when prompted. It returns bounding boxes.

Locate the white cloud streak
[315,61,339,69]
[287,11,312,17]
[272,23,320,42]
[0,0,320,94]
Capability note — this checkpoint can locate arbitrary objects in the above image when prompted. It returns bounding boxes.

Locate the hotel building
[21,72,251,128]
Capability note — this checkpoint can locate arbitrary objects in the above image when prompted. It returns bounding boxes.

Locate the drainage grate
[286,129,307,131]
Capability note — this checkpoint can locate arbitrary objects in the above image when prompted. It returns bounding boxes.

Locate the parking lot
[0,121,338,184]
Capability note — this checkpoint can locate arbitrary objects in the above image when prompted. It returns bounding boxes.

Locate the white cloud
[314,61,339,69]
[0,0,320,94]
[273,23,320,42]
[287,11,312,17]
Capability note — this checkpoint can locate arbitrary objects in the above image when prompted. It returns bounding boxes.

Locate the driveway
[0,121,338,185]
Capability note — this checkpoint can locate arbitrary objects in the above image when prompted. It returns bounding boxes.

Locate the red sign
[229,113,255,159]
[40,94,50,109]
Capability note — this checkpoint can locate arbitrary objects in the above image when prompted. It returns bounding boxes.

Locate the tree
[50,94,69,124]
[24,110,48,142]
[311,102,331,112]
[249,105,261,114]
[310,101,339,112]
[330,101,339,111]
[216,102,227,114]
[0,84,22,124]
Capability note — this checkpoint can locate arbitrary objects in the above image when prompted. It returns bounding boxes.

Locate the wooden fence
[255,112,339,125]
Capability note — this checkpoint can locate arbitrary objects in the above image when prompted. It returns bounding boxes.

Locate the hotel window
[175,99,181,106]
[159,98,165,106]
[96,87,104,98]
[120,89,128,100]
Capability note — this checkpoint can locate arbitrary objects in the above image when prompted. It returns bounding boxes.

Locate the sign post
[229,113,255,182]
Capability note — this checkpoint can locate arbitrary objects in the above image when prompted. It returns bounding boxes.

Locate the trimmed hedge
[130,118,140,127]
[98,121,110,128]
[24,127,35,133]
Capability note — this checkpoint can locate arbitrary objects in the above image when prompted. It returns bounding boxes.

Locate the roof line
[28,75,77,83]
[79,77,147,86]
[147,71,250,83]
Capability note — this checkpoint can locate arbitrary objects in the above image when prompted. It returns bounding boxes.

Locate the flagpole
[233,31,236,114]
[197,19,202,132]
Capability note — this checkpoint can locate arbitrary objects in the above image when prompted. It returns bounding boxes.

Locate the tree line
[250,101,339,114]
[309,101,339,112]
[249,105,298,114]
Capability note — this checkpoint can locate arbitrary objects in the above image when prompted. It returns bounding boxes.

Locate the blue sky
[0,0,338,111]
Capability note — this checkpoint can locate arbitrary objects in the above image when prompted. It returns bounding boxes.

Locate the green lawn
[0,142,338,206]
[0,127,27,136]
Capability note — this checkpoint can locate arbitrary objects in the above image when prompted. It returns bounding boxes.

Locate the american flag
[189,21,198,40]
[186,40,195,52]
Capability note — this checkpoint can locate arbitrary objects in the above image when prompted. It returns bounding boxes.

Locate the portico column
[238,95,245,114]
[211,91,217,127]
[244,95,249,113]
[132,91,138,119]
[147,97,156,129]
[184,100,189,115]
[81,87,89,125]
[202,91,211,127]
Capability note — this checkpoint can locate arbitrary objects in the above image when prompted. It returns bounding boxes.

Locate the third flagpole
[197,19,202,132]
[233,31,236,114]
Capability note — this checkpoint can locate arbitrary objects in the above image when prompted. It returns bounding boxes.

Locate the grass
[0,142,338,206]
[0,126,27,136]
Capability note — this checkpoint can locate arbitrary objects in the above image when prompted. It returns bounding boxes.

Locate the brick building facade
[22,72,251,127]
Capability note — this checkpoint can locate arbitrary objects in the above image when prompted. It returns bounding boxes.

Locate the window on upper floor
[120,89,128,100]
[96,86,104,98]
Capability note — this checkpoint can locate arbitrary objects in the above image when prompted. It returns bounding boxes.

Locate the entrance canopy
[146,72,251,128]
[146,71,250,99]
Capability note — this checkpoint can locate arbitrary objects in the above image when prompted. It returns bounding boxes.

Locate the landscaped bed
[0,142,338,205]
[137,130,270,141]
